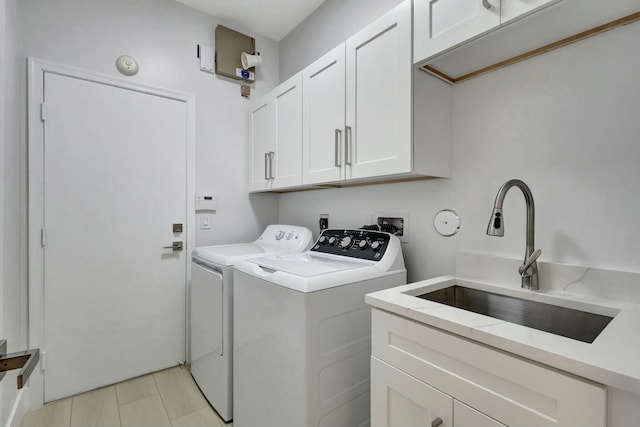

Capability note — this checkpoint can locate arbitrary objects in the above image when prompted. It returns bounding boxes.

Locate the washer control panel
[311,229,391,261]
[255,225,314,251]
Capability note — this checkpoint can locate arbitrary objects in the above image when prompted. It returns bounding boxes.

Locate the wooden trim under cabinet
[423,11,640,84]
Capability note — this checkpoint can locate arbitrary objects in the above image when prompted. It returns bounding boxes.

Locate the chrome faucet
[487,179,541,290]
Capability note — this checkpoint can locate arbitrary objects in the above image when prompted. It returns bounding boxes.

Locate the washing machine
[233,228,406,427]
[190,224,313,422]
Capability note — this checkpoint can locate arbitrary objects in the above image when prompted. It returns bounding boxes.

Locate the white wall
[279,0,403,81]
[0,0,6,421]
[3,0,280,414]
[278,8,640,283]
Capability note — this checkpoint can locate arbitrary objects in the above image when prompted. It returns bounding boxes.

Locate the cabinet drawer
[372,309,606,427]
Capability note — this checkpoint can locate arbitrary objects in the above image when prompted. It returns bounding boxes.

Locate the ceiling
[175,0,326,41]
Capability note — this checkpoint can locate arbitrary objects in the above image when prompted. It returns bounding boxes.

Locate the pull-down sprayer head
[486,207,504,236]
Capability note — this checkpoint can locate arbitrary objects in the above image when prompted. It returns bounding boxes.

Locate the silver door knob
[432,417,443,427]
[163,241,183,251]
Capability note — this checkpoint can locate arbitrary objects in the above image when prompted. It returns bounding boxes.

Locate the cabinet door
[414,0,500,64]
[455,400,507,427]
[346,0,412,180]
[372,309,607,427]
[501,0,560,25]
[272,73,303,189]
[302,43,346,184]
[371,357,452,427]
[248,94,274,192]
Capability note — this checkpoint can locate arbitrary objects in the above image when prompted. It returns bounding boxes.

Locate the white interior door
[41,71,188,402]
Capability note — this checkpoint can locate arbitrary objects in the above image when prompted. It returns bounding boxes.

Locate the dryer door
[191,261,224,359]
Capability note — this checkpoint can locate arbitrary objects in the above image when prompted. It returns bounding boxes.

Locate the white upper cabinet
[271,73,303,188]
[248,95,275,192]
[248,73,303,192]
[303,0,416,185]
[414,0,500,64]
[346,0,412,180]
[501,0,560,25]
[252,0,452,192]
[302,44,346,185]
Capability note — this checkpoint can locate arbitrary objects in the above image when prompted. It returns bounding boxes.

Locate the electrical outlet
[319,214,329,231]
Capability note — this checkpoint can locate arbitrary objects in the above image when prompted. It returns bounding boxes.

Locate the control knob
[340,236,353,249]
[358,240,368,250]
[285,232,293,240]
[328,237,338,245]
[318,236,327,244]
[275,231,285,240]
[371,241,382,252]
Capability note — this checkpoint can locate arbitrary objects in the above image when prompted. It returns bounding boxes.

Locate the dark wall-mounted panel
[215,25,255,81]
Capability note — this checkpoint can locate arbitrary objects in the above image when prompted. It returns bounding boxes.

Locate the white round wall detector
[434,209,461,236]
[116,55,139,76]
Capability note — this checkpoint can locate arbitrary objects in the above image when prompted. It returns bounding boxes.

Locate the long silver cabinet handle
[482,0,491,9]
[268,151,275,180]
[335,129,342,167]
[345,125,352,166]
[264,152,269,180]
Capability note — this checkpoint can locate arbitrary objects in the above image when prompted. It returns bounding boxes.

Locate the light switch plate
[200,214,212,230]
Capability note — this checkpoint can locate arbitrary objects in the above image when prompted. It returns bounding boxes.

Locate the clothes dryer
[233,229,406,427]
[190,224,313,421]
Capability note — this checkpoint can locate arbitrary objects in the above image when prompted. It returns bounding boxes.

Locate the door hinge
[40,102,47,121]
[41,227,47,247]
[41,350,46,372]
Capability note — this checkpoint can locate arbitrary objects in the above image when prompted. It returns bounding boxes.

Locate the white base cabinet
[373,358,507,427]
[372,356,451,427]
[371,309,607,427]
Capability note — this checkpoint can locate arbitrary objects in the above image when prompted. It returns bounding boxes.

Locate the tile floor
[21,366,230,427]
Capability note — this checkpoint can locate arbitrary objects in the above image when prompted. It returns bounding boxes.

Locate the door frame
[26,58,196,408]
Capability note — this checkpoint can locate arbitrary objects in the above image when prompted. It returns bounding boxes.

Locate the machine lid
[192,224,314,266]
[249,253,371,277]
[192,243,276,266]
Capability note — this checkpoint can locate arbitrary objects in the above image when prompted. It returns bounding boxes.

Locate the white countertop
[365,253,640,396]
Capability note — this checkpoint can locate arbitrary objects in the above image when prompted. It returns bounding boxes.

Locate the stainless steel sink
[416,286,614,343]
